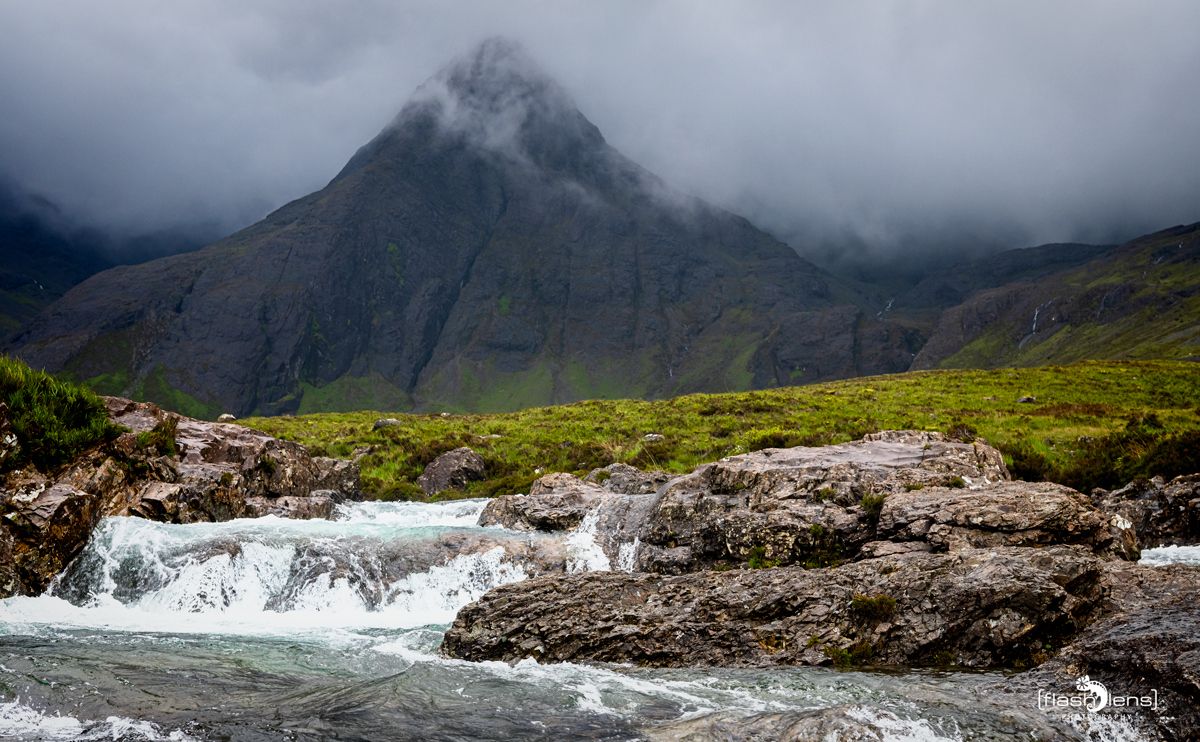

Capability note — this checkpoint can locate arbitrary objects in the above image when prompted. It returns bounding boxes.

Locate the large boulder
[417,447,486,496]
[480,473,612,531]
[873,480,1139,560]
[442,545,1106,670]
[1093,474,1200,547]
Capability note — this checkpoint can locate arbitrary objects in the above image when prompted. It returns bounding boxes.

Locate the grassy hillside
[927,225,1200,369]
[244,360,1200,499]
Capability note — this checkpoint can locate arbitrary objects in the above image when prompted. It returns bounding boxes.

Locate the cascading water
[0,500,1168,740]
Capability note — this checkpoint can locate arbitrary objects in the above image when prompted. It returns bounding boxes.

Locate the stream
[0,501,1175,740]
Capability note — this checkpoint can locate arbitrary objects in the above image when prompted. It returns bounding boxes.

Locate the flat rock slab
[442,545,1105,670]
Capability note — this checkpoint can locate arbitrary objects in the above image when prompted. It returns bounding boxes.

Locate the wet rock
[877,481,1139,559]
[1013,560,1200,740]
[643,703,1084,742]
[442,546,1106,670]
[1018,395,1037,403]
[1093,474,1200,547]
[372,418,402,431]
[417,447,486,496]
[0,397,363,596]
[0,481,105,597]
[244,493,336,519]
[479,473,611,531]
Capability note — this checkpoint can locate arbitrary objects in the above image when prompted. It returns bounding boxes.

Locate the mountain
[8,39,916,417]
[912,223,1200,368]
[0,187,111,340]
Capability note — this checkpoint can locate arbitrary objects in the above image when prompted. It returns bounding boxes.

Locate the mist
[1,0,1198,263]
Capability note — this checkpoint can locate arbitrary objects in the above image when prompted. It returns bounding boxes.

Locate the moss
[850,593,897,622]
[823,641,876,668]
[945,476,967,489]
[746,546,780,569]
[135,417,178,457]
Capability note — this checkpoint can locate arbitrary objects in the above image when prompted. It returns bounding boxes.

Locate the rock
[416,447,486,496]
[633,430,1008,572]
[244,493,336,519]
[0,481,105,598]
[217,413,237,422]
[0,396,364,597]
[877,481,1139,559]
[643,703,1081,741]
[1012,560,1200,740]
[1093,474,1200,547]
[584,463,671,494]
[372,418,402,431]
[479,473,610,530]
[442,546,1106,670]
[1018,395,1037,403]
[642,433,665,442]
[0,402,17,470]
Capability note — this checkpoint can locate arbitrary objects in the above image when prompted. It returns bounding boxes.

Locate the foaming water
[0,500,1155,740]
[1140,544,1200,566]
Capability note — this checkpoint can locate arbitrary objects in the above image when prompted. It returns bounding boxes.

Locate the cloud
[1,0,1198,258]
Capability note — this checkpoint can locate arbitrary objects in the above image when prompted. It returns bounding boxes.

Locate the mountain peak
[363,37,604,173]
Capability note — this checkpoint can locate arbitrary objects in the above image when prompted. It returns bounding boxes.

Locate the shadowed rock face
[0,397,361,597]
[1092,474,1200,548]
[441,546,1107,669]
[8,39,913,417]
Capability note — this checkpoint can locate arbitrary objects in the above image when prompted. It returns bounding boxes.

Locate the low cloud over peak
[1,1,1197,258]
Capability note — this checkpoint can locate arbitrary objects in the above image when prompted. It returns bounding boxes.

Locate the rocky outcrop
[1092,474,1200,548]
[0,397,362,597]
[442,546,1106,669]
[1005,560,1200,740]
[478,431,1143,574]
[417,447,486,496]
[635,431,1005,572]
[874,480,1138,559]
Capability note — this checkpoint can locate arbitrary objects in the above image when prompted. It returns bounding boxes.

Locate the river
[0,500,1174,740]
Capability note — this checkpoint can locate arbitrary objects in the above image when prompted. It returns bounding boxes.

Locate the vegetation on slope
[244,360,1200,500]
[0,355,121,473]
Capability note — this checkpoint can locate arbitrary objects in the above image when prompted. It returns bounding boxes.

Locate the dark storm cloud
[1,0,1198,255]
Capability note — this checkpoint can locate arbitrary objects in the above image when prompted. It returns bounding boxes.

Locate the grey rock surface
[417,446,486,496]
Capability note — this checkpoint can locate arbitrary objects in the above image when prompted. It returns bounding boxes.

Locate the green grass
[241,360,1200,500]
[1,355,122,472]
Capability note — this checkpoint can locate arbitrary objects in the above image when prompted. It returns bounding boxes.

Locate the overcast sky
[2,0,1198,258]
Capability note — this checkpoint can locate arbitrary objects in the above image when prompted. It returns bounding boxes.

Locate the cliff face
[6,39,913,416]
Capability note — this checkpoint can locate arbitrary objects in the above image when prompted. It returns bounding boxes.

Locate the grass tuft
[1,355,121,473]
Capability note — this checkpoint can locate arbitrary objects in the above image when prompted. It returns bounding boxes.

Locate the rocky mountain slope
[912,222,1200,368]
[7,39,916,417]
